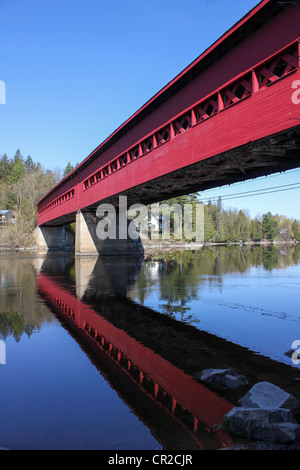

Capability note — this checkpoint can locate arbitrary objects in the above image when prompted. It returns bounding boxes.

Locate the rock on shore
[224,381,300,444]
[194,368,248,390]
[238,381,300,412]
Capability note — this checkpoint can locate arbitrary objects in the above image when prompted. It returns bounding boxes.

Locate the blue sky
[1,0,300,219]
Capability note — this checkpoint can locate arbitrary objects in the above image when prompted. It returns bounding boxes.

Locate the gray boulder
[195,368,248,390]
[224,407,300,443]
[238,381,300,413]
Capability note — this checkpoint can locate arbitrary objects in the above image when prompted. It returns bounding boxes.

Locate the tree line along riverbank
[0,150,299,248]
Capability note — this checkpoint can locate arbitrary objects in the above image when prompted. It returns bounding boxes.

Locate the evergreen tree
[214,196,225,242]
[63,162,79,178]
[262,212,277,241]
[203,205,216,242]
[63,162,75,178]
[0,154,12,182]
[9,150,25,184]
[292,220,300,241]
[250,218,263,242]
[24,155,36,173]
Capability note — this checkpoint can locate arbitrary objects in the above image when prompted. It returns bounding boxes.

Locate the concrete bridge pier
[34,225,74,251]
[75,210,144,256]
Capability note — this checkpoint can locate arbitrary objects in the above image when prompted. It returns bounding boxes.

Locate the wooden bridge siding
[79,72,300,205]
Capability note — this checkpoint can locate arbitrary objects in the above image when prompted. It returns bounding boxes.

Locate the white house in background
[0,210,16,225]
[150,212,161,236]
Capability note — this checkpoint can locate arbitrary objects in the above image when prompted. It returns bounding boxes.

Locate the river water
[0,245,299,450]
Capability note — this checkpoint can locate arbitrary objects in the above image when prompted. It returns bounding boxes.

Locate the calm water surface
[0,245,299,450]
[131,245,300,365]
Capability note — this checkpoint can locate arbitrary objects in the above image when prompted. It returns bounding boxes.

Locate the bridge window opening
[258,45,298,89]
[223,74,252,108]
[272,58,289,78]
[142,138,153,153]
[195,95,218,122]
[156,126,170,145]
[111,160,118,172]
[174,113,192,135]
[103,166,109,177]
[119,154,127,167]
[130,146,140,161]
[235,79,251,99]
[96,171,101,182]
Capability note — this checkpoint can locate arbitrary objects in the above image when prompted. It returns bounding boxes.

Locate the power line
[201,168,300,193]
[199,182,300,202]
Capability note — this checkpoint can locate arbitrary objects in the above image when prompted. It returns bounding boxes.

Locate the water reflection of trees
[0,312,36,342]
[133,245,300,322]
[0,257,54,341]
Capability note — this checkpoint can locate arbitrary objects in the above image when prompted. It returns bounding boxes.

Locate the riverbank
[0,238,298,254]
[142,238,299,252]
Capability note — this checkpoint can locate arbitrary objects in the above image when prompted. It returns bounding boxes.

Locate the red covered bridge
[35,0,300,254]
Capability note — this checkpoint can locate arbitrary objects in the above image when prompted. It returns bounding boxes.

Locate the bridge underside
[44,126,300,227]
[105,126,300,209]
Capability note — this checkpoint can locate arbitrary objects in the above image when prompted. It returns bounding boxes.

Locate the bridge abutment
[75,210,144,256]
[34,225,74,251]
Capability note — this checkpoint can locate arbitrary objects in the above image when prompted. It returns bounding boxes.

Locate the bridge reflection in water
[37,255,234,450]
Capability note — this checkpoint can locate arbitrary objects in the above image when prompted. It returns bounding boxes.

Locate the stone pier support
[75,210,144,256]
[34,225,74,251]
